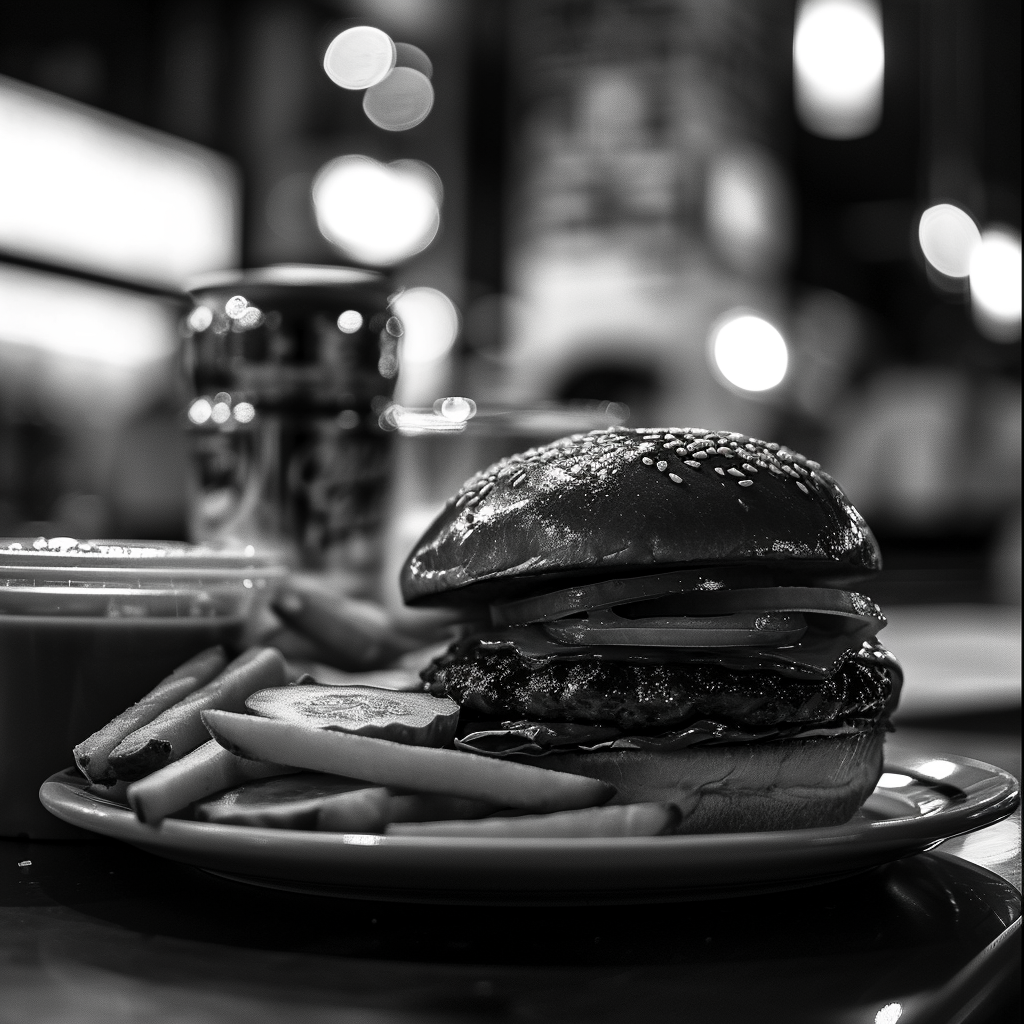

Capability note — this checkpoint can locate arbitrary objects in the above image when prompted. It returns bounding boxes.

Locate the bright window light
[711,314,789,393]
[0,263,176,367]
[312,155,440,266]
[0,75,239,289]
[969,228,1022,340]
[393,287,459,365]
[918,204,981,278]
[794,0,884,139]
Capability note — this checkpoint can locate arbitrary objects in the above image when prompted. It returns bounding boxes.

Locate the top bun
[401,427,881,605]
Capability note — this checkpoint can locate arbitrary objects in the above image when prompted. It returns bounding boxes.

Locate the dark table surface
[2,725,1019,1024]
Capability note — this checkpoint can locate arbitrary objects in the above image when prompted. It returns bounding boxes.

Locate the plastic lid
[0,537,276,571]
[0,538,285,619]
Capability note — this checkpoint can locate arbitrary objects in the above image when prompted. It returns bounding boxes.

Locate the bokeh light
[711,314,789,392]
[918,204,981,278]
[363,67,434,131]
[337,309,364,333]
[394,42,433,79]
[323,27,396,90]
[970,228,1022,339]
[393,287,459,365]
[188,397,213,425]
[224,295,248,318]
[232,402,256,424]
[794,0,884,139]
[705,148,792,277]
[312,155,440,265]
[187,306,213,332]
[436,396,477,422]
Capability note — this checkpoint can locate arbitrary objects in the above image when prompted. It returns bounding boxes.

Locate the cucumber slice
[245,684,459,747]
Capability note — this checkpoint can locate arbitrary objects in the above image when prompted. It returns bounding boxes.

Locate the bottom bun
[533,728,885,834]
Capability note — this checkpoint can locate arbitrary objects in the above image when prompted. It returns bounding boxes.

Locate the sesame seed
[738,479,754,487]
[684,460,702,469]
[807,460,821,470]
[766,443,779,451]
[694,451,708,459]
[676,449,686,456]
[714,467,726,476]
[657,461,668,472]
[642,457,653,466]
[717,448,734,458]
[769,465,783,475]
[741,464,758,473]
[669,473,683,483]
[745,444,757,452]
[727,468,745,478]
[756,460,768,468]
[796,481,809,495]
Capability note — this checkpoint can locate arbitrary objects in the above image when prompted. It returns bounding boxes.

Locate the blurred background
[0,0,1019,623]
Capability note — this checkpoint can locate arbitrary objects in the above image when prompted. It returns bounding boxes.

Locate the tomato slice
[543,610,808,648]
[489,569,771,627]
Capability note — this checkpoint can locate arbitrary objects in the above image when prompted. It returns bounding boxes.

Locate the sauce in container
[0,537,283,837]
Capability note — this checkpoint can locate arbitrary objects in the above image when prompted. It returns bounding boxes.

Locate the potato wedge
[202,710,615,812]
[387,802,681,839]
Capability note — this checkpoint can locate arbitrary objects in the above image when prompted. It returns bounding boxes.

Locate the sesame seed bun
[401,427,881,605]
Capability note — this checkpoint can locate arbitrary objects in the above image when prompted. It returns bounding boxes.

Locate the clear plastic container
[0,537,284,837]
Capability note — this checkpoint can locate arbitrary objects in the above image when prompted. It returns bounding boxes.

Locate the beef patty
[424,643,896,732]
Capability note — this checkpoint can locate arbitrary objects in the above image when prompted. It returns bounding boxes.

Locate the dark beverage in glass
[183,266,399,595]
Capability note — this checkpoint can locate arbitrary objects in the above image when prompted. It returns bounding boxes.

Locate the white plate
[40,754,1019,905]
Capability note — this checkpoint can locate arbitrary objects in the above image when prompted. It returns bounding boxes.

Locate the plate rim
[40,753,1019,861]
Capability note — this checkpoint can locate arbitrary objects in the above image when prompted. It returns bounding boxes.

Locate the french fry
[273,577,422,670]
[74,646,227,785]
[195,774,388,829]
[202,710,616,812]
[127,739,295,824]
[386,803,681,839]
[315,787,394,832]
[109,647,286,781]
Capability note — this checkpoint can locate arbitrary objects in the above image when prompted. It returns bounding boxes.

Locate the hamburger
[400,427,901,833]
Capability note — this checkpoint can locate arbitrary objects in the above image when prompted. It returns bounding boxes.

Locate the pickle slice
[245,684,460,747]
